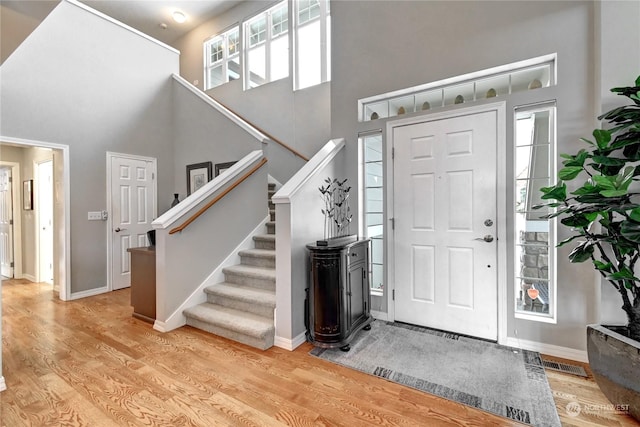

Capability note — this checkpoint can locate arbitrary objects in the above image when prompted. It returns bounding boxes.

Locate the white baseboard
[0,376,6,392]
[503,337,588,363]
[70,285,108,300]
[153,320,169,333]
[274,331,307,351]
[20,274,37,282]
[371,310,388,321]
[157,216,270,332]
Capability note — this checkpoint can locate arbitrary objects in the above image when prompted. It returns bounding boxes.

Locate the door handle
[474,235,494,243]
[115,227,127,233]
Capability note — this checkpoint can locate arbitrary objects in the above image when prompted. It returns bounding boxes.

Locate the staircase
[183,183,277,350]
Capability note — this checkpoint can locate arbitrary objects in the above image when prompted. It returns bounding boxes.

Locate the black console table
[305,238,373,351]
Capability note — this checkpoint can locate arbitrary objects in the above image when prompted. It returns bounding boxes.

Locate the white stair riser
[240,253,275,268]
[206,292,274,318]
[223,271,275,290]
[253,237,275,250]
[266,222,275,234]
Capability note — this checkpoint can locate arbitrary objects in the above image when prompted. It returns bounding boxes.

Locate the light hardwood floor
[1,279,637,426]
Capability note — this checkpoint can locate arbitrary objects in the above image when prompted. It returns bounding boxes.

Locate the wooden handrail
[217,101,310,162]
[169,158,268,235]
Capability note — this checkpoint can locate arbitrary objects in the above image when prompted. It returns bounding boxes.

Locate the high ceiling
[2,0,243,46]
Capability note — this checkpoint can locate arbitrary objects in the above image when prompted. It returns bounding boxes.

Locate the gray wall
[170,79,263,203]
[173,0,331,160]
[597,0,640,325]
[330,0,600,351]
[0,1,179,294]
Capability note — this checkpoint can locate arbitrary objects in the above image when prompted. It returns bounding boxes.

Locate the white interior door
[0,167,14,278]
[37,160,54,284]
[110,155,156,291]
[393,110,498,340]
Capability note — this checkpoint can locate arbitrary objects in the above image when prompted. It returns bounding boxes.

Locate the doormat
[310,321,561,427]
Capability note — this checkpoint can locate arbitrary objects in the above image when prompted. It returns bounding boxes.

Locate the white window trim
[204,25,240,90]
[244,1,289,90]
[293,0,331,90]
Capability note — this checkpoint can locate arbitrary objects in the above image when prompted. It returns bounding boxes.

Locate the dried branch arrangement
[319,177,353,241]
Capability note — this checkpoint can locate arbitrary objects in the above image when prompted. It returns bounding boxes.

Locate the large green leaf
[593,260,613,273]
[600,189,628,197]
[560,214,593,228]
[540,182,567,201]
[591,156,626,166]
[592,175,616,190]
[558,166,583,181]
[594,129,612,150]
[620,220,640,243]
[629,207,640,222]
[562,150,590,167]
[607,267,639,282]
[568,242,594,263]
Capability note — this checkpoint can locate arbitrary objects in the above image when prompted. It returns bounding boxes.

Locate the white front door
[0,167,14,278]
[109,154,156,291]
[37,160,54,284]
[393,110,498,340]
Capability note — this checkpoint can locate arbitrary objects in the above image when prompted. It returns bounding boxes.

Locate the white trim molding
[271,138,345,204]
[70,285,109,301]
[274,331,307,351]
[504,337,588,363]
[0,376,6,392]
[0,135,70,301]
[64,0,180,55]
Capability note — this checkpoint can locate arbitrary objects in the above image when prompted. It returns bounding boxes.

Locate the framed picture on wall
[186,161,213,195]
[214,161,237,177]
[23,179,33,210]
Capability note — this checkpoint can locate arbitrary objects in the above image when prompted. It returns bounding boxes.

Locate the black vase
[171,193,180,207]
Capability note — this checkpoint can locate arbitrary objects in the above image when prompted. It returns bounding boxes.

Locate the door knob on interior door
[474,235,494,242]
[115,227,127,233]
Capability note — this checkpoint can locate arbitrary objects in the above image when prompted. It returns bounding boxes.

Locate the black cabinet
[305,238,373,350]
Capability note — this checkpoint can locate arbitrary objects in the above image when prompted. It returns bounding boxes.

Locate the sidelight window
[514,103,557,322]
[360,131,384,295]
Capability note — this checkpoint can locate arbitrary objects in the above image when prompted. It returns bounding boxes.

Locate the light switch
[88,211,102,221]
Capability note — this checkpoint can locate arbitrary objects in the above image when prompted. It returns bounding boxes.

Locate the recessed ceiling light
[172,11,186,24]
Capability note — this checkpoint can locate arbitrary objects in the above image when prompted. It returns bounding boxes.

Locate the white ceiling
[3,0,243,46]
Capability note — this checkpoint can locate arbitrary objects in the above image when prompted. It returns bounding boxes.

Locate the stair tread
[223,264,276,279]
[253,234,275,241]
[238,248,276,258]
[205,282,276,306]
[184,303,274,338]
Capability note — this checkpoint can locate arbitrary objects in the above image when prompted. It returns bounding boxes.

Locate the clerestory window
[204,26,240,90]
[244,1,289,89]
[294,0,331,90]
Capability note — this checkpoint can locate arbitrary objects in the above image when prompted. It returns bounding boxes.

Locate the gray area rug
[310,321,561,427]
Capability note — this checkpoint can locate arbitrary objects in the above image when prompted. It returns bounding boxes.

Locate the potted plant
[537,76,640,420]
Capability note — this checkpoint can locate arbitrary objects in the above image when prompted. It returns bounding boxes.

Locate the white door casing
[108,153,157,291]
[37,160,54,284]
[0,167,14,278]
[390,105,505,341]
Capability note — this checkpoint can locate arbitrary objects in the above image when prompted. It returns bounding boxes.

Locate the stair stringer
[153,215,270,333]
